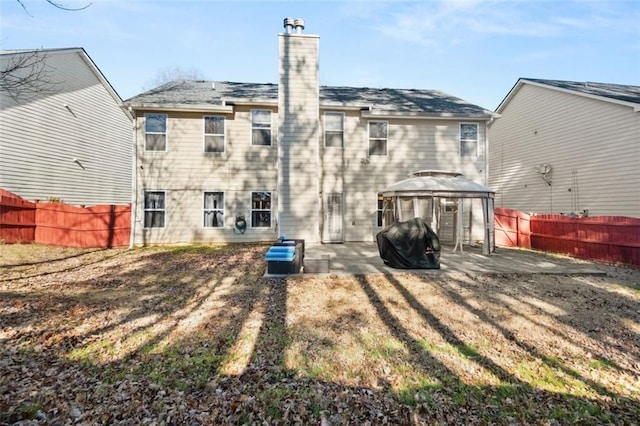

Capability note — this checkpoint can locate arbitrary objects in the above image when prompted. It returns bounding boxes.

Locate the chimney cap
[283,17,294,33]
[294,18,305,33]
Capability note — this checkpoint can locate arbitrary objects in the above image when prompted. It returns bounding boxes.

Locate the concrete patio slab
[302,242,605,276]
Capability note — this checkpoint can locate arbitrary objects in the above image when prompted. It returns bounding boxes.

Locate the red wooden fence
[495,207,640,266]
[0,189,130,248]
[0,189,36,243]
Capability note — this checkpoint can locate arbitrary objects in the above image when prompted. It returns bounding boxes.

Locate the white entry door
[323,193,344,243]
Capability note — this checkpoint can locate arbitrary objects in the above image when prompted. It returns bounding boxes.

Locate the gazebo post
[431,196,437,234]
[482,197,490,255]
[453,198,464,253]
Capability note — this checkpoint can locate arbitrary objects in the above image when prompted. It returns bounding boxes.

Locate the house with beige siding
[125,20,495,246]
[489,78,640,218]
[0,48,132,206]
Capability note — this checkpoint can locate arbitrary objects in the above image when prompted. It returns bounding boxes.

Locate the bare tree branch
[44,0,92,11]
[0,50,59,102]
[143,67,208,91]
[15,0,33,17]
[15,0,92,16]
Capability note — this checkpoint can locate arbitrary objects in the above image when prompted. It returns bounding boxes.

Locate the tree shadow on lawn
[1,245,267,368]
[424,272,640,374]
[1,246,639,424]
[208,272,639,424]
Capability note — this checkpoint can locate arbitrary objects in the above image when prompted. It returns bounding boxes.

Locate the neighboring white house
[125,20,496,246]
[489,78,640,218]
[0,48,132,206]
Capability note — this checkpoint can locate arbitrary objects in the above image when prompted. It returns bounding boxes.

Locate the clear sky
[1,0,639,110]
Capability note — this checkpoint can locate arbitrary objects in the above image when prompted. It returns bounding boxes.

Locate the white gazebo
[379,170,495,254]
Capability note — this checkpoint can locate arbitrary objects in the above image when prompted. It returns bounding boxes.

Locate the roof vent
[283,17,295,33]
[294,18,305,34]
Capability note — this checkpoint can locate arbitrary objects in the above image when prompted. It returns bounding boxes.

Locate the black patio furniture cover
[376,218,441,269]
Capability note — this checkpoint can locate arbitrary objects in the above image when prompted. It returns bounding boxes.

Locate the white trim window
[250,191,272,228]
[368,121,388,156]
[460,123,479,158]
[324,112,344,147]
[251,109,272,146]
[204,116,225,153]
[143,191,165,228]
[203,191,224,227]
[144,113,167,151]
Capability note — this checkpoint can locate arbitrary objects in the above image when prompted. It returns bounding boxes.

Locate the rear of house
[489,78,640,218]
[126,20,495,246]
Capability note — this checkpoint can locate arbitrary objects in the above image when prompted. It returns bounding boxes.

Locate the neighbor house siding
[0,50,131,205]
[134,107,279,244]
[489,83,640,217]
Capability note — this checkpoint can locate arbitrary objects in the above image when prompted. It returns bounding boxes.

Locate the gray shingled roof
[524,78,640,105]
[125,81,277,106]
[125,80,494,117]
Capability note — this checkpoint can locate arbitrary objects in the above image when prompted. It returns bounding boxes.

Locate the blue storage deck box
[265,239,304,274]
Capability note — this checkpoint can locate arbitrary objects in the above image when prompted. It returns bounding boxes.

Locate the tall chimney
[277,18,320,242]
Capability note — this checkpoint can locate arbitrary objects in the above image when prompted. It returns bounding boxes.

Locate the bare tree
[0,50,58,102]
[143,66,208,90]
[1,1,92,101]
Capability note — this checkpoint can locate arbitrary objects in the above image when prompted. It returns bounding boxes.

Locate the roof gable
[496,78,640,113]
[1,48,128,116]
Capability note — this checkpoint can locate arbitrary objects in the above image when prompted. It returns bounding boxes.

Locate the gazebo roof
[380,170,495,198]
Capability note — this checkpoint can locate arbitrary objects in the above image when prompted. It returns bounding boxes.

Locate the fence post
[516,212,520,247]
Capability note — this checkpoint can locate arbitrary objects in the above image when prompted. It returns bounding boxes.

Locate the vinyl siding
[0,50,131,205]
[133,107,279,244]
[320,114,488,242]
[489,83,640,217]
[134,106,489,245]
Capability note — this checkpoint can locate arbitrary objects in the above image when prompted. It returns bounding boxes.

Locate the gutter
[125,102,233,113]
[360,110,496,120]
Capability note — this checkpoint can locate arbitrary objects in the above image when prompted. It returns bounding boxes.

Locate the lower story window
[204,191,224,227]
[144,191,165,228]
[251,191,271,228]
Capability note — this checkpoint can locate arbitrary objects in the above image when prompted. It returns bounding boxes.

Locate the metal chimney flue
[294,18,305,33]
[283,17,294,34]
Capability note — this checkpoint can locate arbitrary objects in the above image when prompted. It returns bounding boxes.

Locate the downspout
[128,106,137,249]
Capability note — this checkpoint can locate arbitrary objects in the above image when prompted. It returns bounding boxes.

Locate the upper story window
[144,113,167,151]
[251,110,272,146]
[251,191,272,228]
[144,191,165,228]
[204,116,225,153]
[203,191,224,227]
[460,123,479,158]
[368,121,388,156]
[324,112,344,147]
